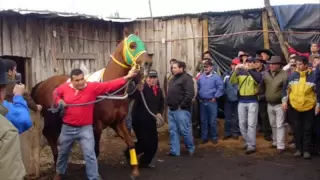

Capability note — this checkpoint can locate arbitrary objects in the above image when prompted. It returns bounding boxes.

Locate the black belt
[63,122,83,128]
[199,99,212,102]
[268,101,282,106]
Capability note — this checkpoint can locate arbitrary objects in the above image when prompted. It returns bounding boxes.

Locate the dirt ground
[38,122,320,180]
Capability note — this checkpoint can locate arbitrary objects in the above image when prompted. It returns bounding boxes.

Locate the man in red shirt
[285,42,319,59]
[53,68,138,180]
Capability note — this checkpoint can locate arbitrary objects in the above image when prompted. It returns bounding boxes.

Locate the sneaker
[277,149,285,154]
[264,136,273,142]
[245,148,256,154]
[303,152,311,159]
[293,150,302,157]
[243,144,248,150]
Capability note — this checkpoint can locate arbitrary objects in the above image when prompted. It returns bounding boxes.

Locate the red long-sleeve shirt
[288,47,310,59]
[53,77,126,126]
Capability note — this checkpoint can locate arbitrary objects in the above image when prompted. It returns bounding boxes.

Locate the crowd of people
[160,43,320,159]
[0,42,319,180]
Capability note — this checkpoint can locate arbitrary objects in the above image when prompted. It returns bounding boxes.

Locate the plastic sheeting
[208,11,264,72]
[208,4,320,73]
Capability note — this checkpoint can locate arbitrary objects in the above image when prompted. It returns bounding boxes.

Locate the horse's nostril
[144,62,149,67]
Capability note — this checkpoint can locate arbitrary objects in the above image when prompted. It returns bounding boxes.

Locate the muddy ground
[38,124,320,180]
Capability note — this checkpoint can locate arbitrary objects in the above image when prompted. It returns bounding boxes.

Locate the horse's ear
[134,29,139,36]
[123,27,130,37]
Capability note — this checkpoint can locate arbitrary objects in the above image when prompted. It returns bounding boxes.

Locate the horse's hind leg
[116,120,140,179]
[42,112,62,166]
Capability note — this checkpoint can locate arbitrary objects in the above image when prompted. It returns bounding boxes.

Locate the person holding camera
[229,57,262,154]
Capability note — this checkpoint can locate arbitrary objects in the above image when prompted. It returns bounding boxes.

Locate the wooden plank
[2,16,12,55]
[44,19,54,79]
[60,22,71,74]
[110,23,117,55]
[38,19,47,81]
[262,10,270,49]
[145,20,154,54]
[202,18,209,53]
[139,21,146,43]
[171,19,179,61]
[192,18,202,74]
[92,23,100,71]
[104,22,111,66]
[186,17,195,75]
[178,18,186,61]
[11,16,22,56]
[159,20,167,88]
[264,0,289,62]
[18,16,27,57]
[153,19,160,76]
[56,52,98,60]
[165,20,172,73]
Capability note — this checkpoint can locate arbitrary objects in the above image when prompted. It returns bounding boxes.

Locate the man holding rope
[53,68,138,180]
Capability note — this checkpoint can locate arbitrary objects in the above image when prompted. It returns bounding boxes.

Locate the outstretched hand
[124,69,139,80]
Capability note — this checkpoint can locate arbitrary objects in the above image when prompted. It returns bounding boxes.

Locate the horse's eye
[129,42,137,50]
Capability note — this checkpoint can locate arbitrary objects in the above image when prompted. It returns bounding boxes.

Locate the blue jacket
[2,95,32,134]
[223,70,238,102]
[197,73,224,100]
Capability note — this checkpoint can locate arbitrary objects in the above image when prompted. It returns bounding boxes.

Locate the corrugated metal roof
[0,9,136,22]
[137,7,264,20]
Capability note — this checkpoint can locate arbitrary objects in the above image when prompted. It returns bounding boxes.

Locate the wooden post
[202,18,209,53]
[262,10,270,49]
[20,111,44,178]
[264,0,289,62]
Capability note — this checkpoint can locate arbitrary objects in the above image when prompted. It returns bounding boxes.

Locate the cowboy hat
[267,56,283,64]
[256,49,275,57]
[0,58,17,85]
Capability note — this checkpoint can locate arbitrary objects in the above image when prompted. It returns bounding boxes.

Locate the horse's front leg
[116,120,140,179]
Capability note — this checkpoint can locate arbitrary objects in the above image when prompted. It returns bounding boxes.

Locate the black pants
[311,114,320,151]
[289,106,315,152]
[132,116,158,166]
[258,101,272,138]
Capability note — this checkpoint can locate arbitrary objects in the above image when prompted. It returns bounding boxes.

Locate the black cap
[0,58,17,85]
[148,70,158,77]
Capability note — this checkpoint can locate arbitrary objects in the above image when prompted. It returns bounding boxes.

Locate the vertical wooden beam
[202,17,208,53]
[262,10,270,49]
[264,0,289,62]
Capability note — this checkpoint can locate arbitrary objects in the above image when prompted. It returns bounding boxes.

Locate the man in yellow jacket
[282,55,319,159]
[0,58,26,180]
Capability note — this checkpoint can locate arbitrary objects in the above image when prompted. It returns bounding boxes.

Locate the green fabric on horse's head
[124,34,147,66]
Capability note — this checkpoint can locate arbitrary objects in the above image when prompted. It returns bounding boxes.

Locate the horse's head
[112,28,152,84]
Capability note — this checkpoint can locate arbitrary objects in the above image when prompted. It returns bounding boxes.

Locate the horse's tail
[30,81,43,103]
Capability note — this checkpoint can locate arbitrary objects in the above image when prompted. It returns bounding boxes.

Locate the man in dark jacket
[254,55,272,141]
[125,70,164,168]
[263,56,288,154]
[167,61,195,156]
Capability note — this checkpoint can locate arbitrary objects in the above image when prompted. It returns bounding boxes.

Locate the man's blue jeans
[224,101,240,137]
[56,124,99,180]
[168,109,195,156]
[200,101,218,141]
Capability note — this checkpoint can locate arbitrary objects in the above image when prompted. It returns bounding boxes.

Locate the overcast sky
[0,0,318,18]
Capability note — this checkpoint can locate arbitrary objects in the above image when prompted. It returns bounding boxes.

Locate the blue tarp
[273,4,320,31]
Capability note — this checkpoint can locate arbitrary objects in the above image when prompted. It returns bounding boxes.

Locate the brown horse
[30,28,152,178]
